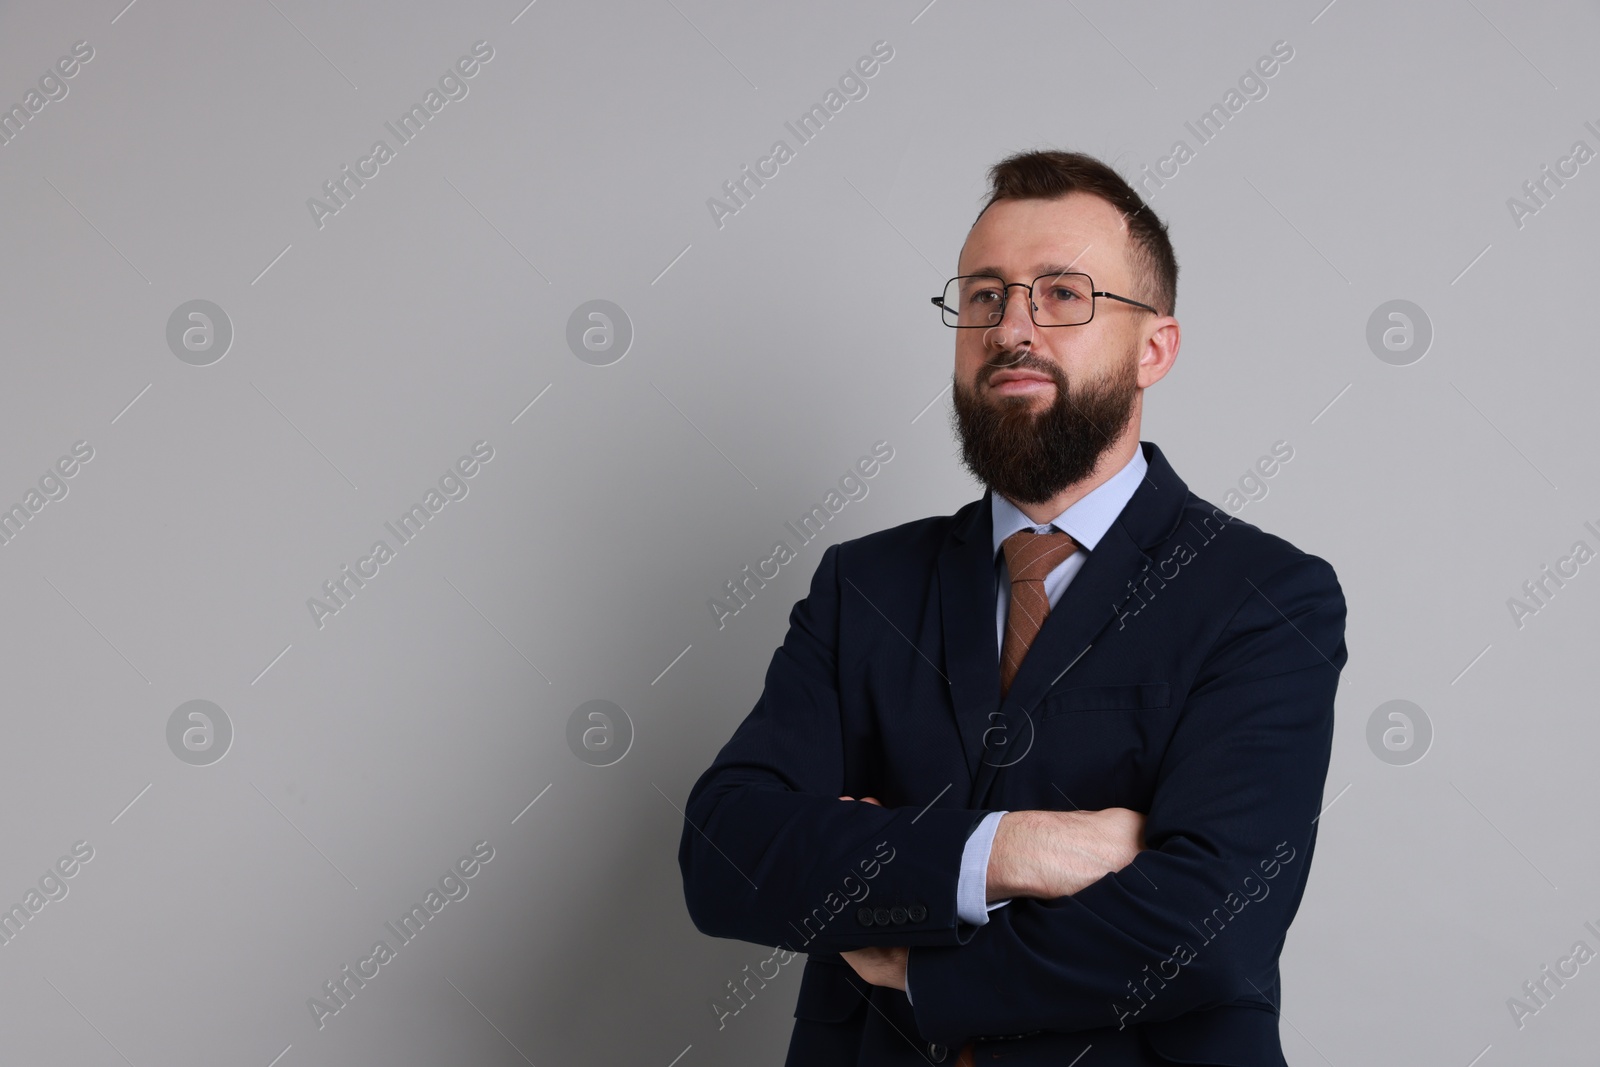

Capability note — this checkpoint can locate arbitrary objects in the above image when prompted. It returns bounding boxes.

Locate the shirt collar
[990,444,1149,558]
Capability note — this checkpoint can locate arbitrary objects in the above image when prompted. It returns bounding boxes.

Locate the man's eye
[970,289,1002,304]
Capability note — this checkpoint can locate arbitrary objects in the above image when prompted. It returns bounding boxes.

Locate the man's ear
[1137,317,1180,389]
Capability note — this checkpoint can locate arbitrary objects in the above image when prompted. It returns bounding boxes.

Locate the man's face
[949,193,1160,504]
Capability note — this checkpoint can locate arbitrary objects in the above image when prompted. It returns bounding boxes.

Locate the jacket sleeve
[905,553,1348,1041]
[678,541,998,955]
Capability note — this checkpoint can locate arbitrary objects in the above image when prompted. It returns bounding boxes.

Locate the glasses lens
[1031,272,1093,326]
[943,276,1006,327]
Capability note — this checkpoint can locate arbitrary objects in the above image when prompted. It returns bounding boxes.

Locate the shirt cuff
[956,810,1011,926]
[910,811,1012,1005]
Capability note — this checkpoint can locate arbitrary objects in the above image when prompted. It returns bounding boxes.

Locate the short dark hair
[975,149,1177,317]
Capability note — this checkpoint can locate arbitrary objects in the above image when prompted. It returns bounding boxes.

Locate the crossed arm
[836,797,1147,992]
[678,543,1345,1040]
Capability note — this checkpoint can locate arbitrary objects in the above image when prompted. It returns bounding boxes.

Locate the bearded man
[679,148,1348,1067]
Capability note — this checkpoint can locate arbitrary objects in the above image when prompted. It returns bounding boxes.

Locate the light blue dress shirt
[905,445,1148,1004]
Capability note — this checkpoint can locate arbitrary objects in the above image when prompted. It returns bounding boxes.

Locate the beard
[950,346,1140,506]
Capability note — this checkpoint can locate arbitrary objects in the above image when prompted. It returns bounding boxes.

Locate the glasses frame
[930,272,1159,328]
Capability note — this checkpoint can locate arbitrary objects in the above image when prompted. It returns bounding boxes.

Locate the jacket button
[927,1042,948,1062]
[857,906,875,926]
[873,906,892,926]
[890,906,908,924]
[908,903,928,922]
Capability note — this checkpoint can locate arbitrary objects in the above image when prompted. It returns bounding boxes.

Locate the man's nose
[985,285,1038,351]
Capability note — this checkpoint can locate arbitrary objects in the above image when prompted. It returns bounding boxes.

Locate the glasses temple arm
[1095,292,1160,314]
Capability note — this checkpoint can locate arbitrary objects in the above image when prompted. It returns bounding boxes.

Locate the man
[678,149,1347,1066]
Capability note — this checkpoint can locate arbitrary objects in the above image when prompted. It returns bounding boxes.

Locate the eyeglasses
[931,272,1159,328]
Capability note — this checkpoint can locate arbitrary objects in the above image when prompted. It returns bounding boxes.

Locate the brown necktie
[998,528,1080,698]
[954,528,1080,1067]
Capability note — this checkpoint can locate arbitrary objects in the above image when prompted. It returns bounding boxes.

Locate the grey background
[0,0,1594,1063]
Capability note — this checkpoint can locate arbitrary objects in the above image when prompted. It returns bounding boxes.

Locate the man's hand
[832,794,1140,990]
[987,807,1146,901]
[840,944,908,990]
[839,794,1143,901]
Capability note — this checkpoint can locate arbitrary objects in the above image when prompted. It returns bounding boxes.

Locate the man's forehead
[958,197,1128,279]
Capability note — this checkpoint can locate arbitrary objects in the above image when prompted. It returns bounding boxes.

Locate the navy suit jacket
[678,441,1348,1066]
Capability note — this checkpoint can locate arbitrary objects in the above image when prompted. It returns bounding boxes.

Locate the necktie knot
[1001,528,1079,585]
[997,528,1080,699]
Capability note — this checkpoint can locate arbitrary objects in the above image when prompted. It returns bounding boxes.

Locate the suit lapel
[965,522,1151,803]
[936,489,1001,785]
[964,443,1190,807]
